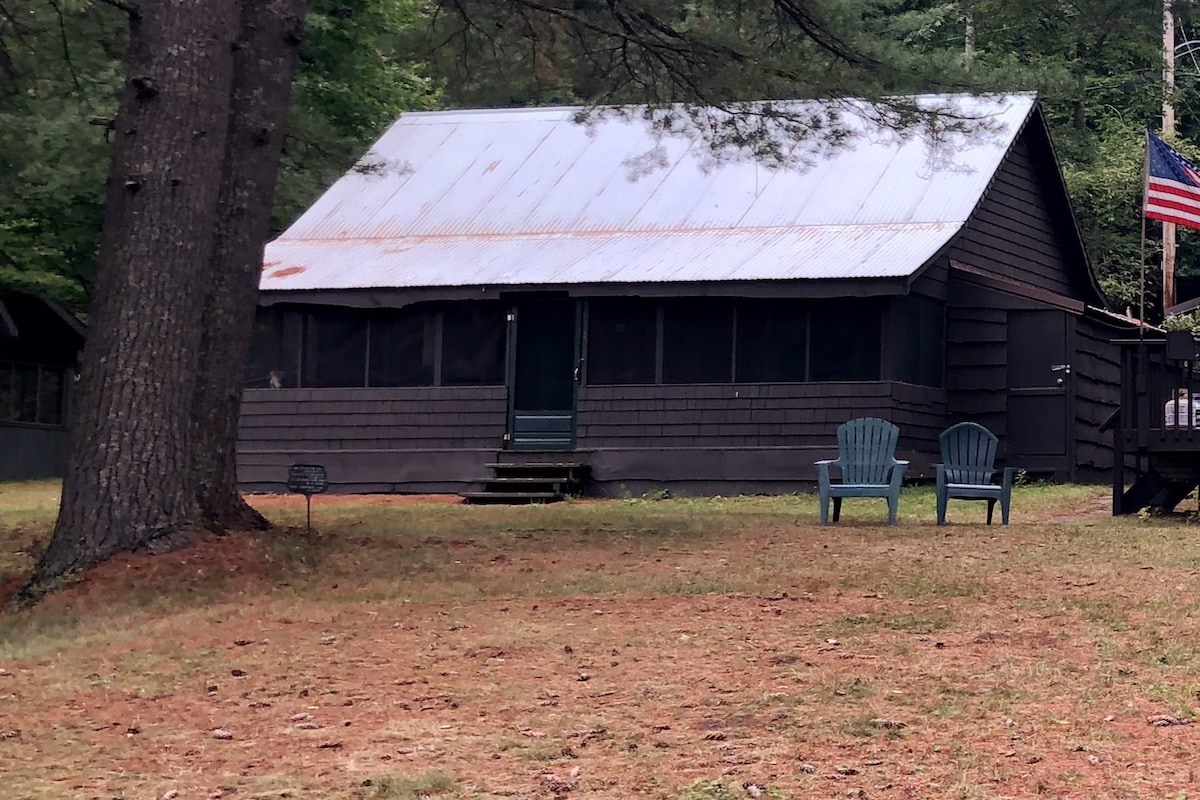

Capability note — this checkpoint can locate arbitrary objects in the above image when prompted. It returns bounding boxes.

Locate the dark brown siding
[237,386,507,492]
[946,276,1123,482]
[947,133,1083,298]
[0,424,70,481]
[908,255,951,301]
[1072,315,1123,480]
[945,303,1009,441]
[576,382,945,490]
[578,383,895,448]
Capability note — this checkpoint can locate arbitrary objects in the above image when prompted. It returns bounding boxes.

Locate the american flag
[1145,131,1200,231]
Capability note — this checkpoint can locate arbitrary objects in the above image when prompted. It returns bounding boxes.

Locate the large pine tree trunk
[16,1,241,601]
[192,0,307,531]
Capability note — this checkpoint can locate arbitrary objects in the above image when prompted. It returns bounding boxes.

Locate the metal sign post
[286,464,328,534]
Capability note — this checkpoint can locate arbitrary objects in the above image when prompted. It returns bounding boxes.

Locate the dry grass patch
[4,482,1200,798]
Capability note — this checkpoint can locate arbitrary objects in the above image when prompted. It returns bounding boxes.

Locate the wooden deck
[1112,335,1200,514]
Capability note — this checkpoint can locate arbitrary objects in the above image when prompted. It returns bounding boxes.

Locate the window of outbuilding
[587,298,657,385]
[0,361,66,425]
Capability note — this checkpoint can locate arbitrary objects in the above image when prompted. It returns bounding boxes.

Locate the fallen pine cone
[1148,714,1192,727]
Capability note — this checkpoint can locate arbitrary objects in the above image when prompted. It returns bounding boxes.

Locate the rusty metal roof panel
[263,94,1036,291]
[262,223,960,289]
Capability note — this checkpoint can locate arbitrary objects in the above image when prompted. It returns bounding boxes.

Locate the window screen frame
[0,360,68,427]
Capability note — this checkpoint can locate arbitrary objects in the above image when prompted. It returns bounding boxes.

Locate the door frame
[505,295,581,451]
[1005,308,1076,480]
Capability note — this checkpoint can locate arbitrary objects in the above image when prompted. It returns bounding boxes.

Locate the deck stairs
[1117,468,1198,515]
[461,462,588,504]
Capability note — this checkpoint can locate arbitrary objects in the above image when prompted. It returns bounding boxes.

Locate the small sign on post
[287,464,328,534]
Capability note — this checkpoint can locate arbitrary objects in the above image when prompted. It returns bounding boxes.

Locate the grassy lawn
[1,481,1199,799]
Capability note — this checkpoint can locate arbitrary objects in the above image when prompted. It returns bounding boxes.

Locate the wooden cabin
[239,94,1135,497]
[0,291,84,481]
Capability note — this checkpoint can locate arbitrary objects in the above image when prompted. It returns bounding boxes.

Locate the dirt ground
[4,491,1200,799]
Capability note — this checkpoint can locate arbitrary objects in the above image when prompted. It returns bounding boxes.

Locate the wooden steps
[461,462,588,504]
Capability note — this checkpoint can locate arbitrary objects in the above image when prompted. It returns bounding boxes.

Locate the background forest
[1,0,1197,315]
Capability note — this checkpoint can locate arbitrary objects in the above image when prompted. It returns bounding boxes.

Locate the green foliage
[0,2,123,308]
[276,0,440,226]
[1060,118,1150,311]
[0,0,437,308]
[1164,310,1200,333]
[0,0,1194,312]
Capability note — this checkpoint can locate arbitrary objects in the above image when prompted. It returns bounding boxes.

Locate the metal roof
[261,94,1038,292]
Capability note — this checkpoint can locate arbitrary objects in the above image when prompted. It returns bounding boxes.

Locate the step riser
[458,461,590,504]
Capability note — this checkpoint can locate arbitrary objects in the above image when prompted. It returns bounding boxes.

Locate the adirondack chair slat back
[838,418,900,484]
[940,422,998,484]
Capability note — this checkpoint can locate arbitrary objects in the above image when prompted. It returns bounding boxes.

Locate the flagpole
[1141,130,1150,342]
[1164,0,1178,313]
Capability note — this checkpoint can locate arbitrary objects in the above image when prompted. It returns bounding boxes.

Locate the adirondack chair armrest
[1000,467,1017,491]
[814,459,839,490]
[889,460,909,490]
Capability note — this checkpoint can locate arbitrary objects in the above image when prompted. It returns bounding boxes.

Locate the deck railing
[1117,335,1200,451]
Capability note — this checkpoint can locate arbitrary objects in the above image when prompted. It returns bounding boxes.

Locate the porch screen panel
[442,301,505,385]
[279,310,303,388]
[587,298,656,385]
[0,363,14,420]
[920,299,945,387]
[736,299,807,382]
[369,306,435,386]
[810,300,882,381]
[663,299,733,384]
[303,308,368,387]
[247,307,303,388]
[246,308,284,388]
[15,364,38,421]
[891,296,945,387]
[36,367,63,425]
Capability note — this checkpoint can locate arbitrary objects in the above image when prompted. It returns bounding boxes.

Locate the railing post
[1136,342,1150,450]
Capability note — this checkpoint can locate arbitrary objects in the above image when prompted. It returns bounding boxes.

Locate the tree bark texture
[19,0,241,598]
[192,0,307,531]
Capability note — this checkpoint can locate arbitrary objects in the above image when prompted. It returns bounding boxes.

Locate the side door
[1005,309,1074,478]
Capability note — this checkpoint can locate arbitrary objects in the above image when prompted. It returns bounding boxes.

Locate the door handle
[1051,364,1071,374]
[573,365,581,383]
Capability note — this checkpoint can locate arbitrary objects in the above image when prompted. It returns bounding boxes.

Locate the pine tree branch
[45,0,82,95]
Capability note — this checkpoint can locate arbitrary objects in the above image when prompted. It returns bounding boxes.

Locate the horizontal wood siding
[1071,315,1122,478]
[889,383,947,477]
[579,383,888,448]
[947,133,1080,298]
[577,382,946,482]
[945,302,1008,441]
[240,382,949,493]
[238,386,507,492]
[0,423,70,480]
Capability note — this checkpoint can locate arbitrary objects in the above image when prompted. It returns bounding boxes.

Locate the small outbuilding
[240,93,1135,496]
[0,290,84,481]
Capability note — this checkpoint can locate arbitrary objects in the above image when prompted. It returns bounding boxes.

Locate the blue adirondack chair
[935,422,1015,525]
[815,418,908,525]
